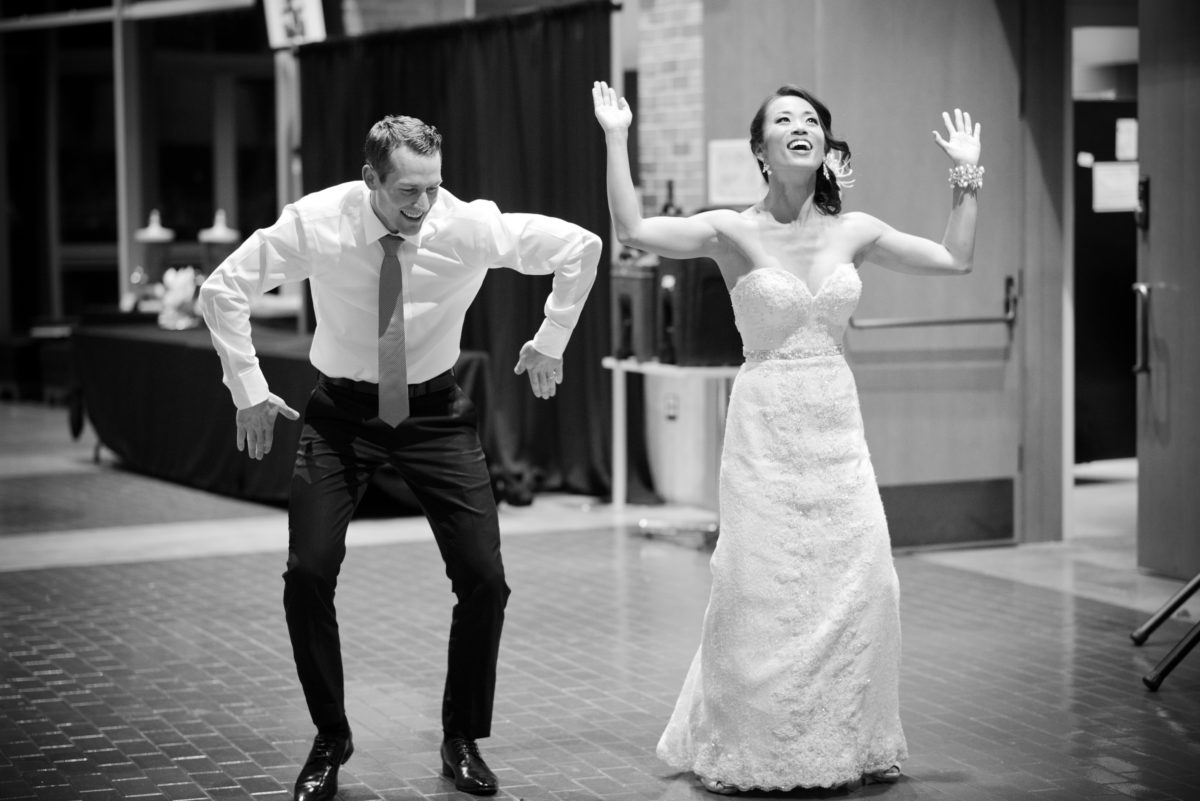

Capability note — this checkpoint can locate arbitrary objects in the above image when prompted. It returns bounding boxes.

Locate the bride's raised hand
[592,80,632,134]
[932,108,981,166]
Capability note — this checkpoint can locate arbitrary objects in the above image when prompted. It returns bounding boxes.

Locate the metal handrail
[849,275,1018,331]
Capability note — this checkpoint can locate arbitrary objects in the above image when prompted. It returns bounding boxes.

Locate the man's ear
[362,164,377,189]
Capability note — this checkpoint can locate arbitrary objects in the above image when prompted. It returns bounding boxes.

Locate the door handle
[1132,282,1151,374]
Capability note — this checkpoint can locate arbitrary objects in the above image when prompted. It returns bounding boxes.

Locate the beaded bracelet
[949,164,985,190]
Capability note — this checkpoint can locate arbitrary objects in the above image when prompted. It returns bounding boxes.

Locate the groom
[199,114,600,800]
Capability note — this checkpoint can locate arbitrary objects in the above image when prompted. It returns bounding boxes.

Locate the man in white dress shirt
[199,115,601,801]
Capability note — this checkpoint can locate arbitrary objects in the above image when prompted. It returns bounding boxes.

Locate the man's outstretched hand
[514,342,562,400]
[236,393,300,460]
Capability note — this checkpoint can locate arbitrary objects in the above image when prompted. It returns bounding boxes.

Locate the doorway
[1070,23,1139,540]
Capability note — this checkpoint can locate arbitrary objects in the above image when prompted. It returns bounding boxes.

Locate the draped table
[72,323,497,512]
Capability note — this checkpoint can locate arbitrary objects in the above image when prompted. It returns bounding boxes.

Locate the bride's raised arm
[592,81,723,261]
[854,108,982,276]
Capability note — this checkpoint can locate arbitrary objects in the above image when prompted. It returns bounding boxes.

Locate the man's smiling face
[364,144,442,238]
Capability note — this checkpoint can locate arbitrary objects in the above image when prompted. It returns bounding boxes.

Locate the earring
[763,163,772,176]
[822,162,832,182]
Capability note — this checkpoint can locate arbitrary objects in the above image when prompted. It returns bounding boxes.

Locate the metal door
[1134,0,1200,579]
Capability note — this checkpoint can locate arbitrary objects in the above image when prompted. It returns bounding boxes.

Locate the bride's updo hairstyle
[749,85,851,216]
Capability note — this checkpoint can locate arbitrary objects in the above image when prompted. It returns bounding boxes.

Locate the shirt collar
[360,185,396,245]
[359,183,442,248]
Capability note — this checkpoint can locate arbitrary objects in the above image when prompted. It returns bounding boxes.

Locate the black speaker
[656,257,743,365]
[610,261,659,360]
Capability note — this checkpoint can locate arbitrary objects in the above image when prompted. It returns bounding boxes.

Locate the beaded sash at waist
[743,344,844,362]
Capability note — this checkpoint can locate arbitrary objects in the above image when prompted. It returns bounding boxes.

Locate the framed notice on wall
[707,139,765,207]
[263,0,326,48]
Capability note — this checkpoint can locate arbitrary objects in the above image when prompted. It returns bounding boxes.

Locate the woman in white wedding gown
[592,81,983,793]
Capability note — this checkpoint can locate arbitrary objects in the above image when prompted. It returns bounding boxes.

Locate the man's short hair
[364,116,443,182]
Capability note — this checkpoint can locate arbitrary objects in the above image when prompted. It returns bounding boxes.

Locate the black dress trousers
[283,376,509,739]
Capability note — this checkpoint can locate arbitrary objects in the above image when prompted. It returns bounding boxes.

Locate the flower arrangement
[156,266,203,330]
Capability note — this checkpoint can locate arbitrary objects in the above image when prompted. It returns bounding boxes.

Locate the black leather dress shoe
[440,737,498,795]
[294,730,353,801]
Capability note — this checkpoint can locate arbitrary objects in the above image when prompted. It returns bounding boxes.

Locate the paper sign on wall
[263,0,326,48]
[1115,118,1138,161]
[1092,161,1139,212]
[707,139,766,207]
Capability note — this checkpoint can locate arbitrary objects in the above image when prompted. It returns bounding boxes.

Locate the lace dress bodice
[730,264,858,360]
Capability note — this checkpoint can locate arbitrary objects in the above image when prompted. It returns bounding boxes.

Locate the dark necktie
[377,234,408,425]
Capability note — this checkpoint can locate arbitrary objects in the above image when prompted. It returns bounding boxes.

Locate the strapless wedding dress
[657,264,908,790]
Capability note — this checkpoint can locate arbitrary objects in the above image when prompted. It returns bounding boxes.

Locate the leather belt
[319,368,455,397]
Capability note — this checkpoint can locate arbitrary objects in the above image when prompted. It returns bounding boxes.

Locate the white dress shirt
[199,182,601,410]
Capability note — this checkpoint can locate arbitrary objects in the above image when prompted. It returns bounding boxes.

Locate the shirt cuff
[531,318,571,360]
[226,366,270,410]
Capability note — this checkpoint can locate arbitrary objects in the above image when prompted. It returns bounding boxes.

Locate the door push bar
[1131,282,1151,374]
[849,275,1018,331]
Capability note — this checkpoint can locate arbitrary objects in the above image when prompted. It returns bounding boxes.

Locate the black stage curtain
[297,1,620,498]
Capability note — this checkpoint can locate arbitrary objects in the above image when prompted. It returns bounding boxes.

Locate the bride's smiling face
[757,96,826,177]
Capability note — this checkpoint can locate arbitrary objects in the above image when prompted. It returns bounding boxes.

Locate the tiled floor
[2,400,1199,801]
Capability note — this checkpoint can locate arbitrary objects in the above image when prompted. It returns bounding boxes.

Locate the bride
[592,80,982,793]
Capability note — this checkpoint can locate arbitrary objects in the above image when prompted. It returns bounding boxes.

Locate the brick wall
[637,0,705,215]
